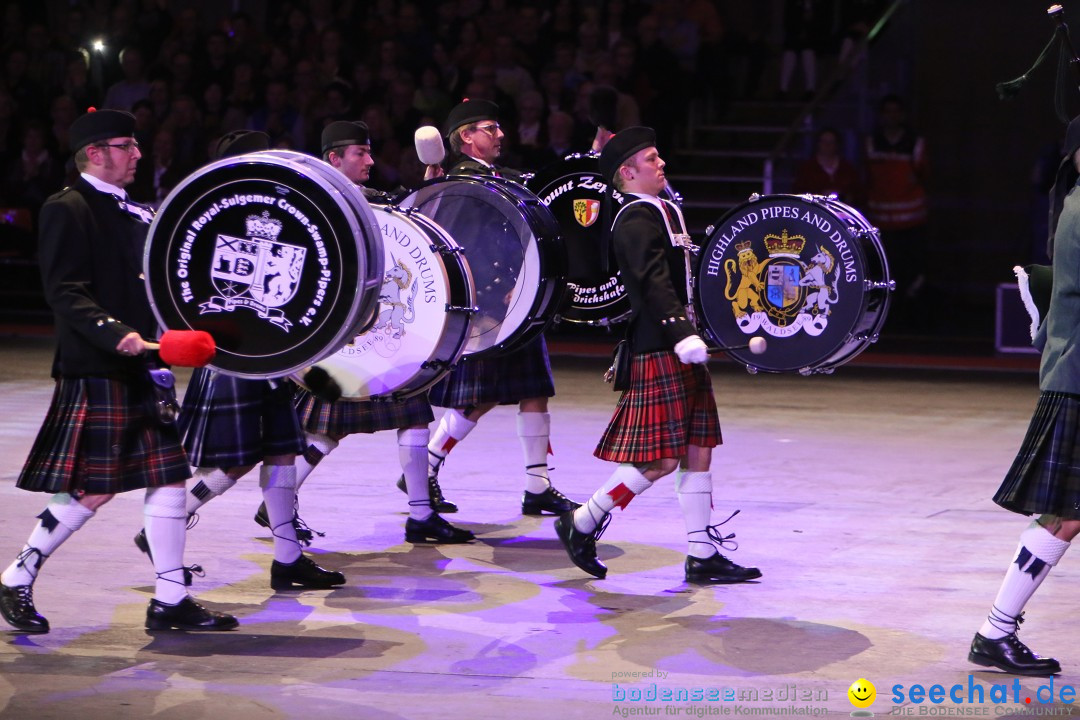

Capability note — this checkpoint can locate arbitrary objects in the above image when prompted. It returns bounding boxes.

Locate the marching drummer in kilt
[134,130,346,592]
[281,120,473,545]
[554,127,761,584]
[418,99,580,519]
[0,109,236,632]
[969,116,1080,676]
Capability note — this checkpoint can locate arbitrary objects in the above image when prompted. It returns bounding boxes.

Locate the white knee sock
[400,428,433,521]
[294,432,339,491]
[144,486,189,605]
[261,464,301,564]
[2,494,95,587]
[428,409,477,475]
[186,467,238,515]
[573,465,653,533]
[979,523,1071,639]
[676,471,716,559]
[518,411,552,494]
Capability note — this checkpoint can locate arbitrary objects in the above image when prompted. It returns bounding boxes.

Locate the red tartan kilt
[595,351,721,463]
[18,377,190,494]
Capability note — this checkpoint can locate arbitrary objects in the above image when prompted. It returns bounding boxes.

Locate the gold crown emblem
[734,240,753,253]
[246,211,283,240]
[763,229,806,256]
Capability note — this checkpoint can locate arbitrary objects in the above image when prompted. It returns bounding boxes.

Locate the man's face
[462,120,503,164]
[88,136,141,187]
[331,144,374,184]
[622,146,666,196]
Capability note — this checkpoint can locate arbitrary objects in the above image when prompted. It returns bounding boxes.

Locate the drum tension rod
[445,304,479,314]
[421,359,452,371]
[433,243,465,255]
[863,280,896,291]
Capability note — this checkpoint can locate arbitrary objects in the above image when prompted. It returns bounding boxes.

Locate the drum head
[529,153,629,325]
[145,150,383,378]
[299,205,475,399]
[399,175,565,357]
[696,194,891,373]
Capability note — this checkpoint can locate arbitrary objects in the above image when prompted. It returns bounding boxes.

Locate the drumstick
[708,337,767,356]
[144,330,216,367]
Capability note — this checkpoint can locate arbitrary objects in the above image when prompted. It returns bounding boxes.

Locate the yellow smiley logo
[848,678,876,709]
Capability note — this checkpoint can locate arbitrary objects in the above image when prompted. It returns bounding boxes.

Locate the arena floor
[0,335,1071,719]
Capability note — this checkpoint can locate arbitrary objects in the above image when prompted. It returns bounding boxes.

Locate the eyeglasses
[473,123,500,136]
[94,140,140,153]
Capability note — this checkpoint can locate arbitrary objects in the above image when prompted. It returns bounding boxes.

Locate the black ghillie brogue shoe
[405,513,475,544]
[145,596,238,631]
[969,632,1061,676]
[269,554,346,590]
[0,583,48,633]
[522,485,581,516]
[685,553,762,584]
[396,472,458,513]
[555,510,609,579]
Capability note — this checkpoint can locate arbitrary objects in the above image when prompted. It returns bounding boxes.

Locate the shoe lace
[156,564,205,588]
[988,606,1025,637]
[11,583,36,610]
[590,512,613,547]
[689,509,742,554]
[428,473,448,505]
[186,512,200,531]
[14,546,47,581]
[290,498,323,546]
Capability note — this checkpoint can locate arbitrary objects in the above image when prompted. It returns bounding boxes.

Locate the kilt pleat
[995,391,1080,518]
[177,369,304,468]
[296,390,434,435]
[595,351,721,464]
[428,335,555,408]
[18,377,190,494]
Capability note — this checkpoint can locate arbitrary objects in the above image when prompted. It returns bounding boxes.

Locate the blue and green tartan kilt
[18,376,190,494]
[994,391,1080,519]
[427,335,555,409]
[595,351,722,464]
[295,389,434,435]
[177,369,305,468]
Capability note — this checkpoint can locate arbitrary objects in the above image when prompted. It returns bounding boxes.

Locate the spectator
[793,127,860,203]
[104,46,151,112]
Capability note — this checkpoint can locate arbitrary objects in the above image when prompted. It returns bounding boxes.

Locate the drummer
[421,99,580,518]
[281,120,473,545]
[554,127,761,584]
[133,129,347,592]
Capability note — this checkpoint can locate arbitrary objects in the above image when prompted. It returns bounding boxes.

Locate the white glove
[674,334,709,364]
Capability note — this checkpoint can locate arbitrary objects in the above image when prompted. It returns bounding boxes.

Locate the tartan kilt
[428,335,555,408]
[994,391,1080,519]
[18,376,190,494]
[595,351,722,463]
[296,389,434,435]
[177,369,305,468]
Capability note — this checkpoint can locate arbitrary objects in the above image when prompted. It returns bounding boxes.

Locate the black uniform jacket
[448,155,526,183]
[612,200,697,354]
[39,177,159,378]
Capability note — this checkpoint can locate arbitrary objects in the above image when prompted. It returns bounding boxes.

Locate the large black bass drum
[144,149,383,378]
[397,175,566,358]
[695,193,894,375]
[292,204,476,400]
[527,152,682,325]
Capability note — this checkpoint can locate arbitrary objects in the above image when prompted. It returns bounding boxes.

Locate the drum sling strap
[612,195,697,324]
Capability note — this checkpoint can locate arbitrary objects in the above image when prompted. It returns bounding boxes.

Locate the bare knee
[640,458,680,480]
[1037,515,1080,541]
[77,493,115,511]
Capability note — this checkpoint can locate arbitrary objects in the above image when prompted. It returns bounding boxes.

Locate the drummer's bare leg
[402,425,473,544]
[518,397,580,516]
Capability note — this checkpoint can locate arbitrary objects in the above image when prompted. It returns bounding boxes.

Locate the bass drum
[397,175,566,358]
[528,152,681,325]
[695,193,894,374]
[293,205,476,400]
[145,149,383,379]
